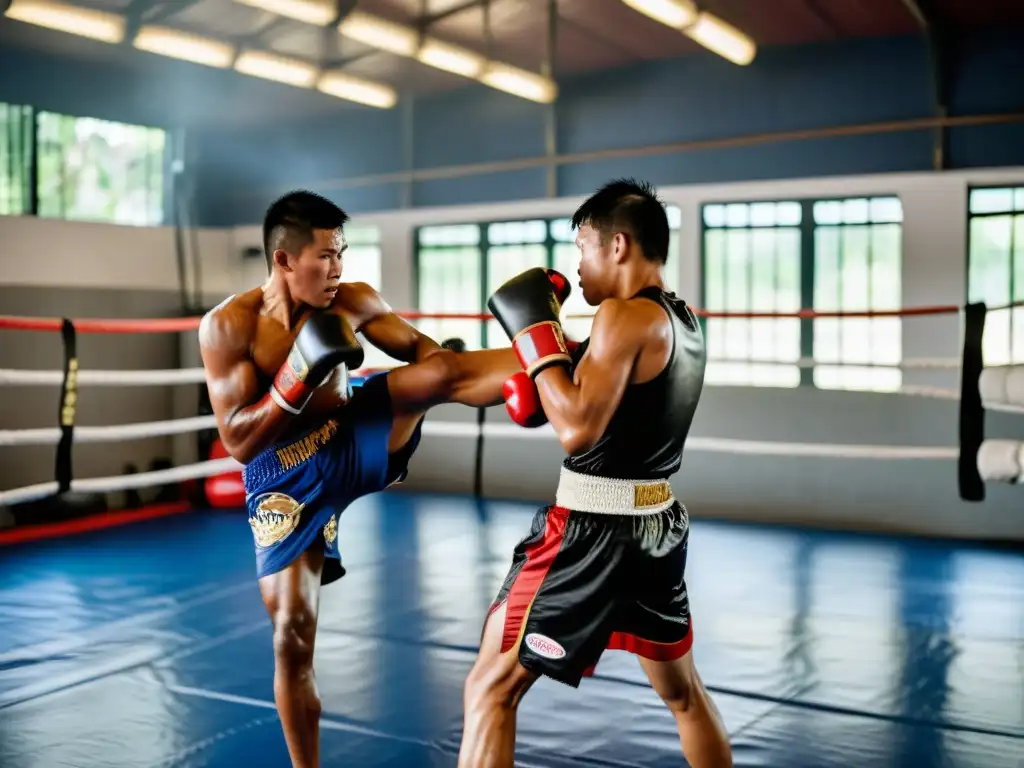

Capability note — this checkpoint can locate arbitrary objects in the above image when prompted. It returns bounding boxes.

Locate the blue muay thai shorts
[241,371,422,585]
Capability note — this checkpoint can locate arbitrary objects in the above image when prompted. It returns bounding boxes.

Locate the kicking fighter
[198,190,521,768]
[459,179,733,767]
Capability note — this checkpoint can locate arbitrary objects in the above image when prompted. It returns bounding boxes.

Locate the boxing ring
[1,301,1022,768]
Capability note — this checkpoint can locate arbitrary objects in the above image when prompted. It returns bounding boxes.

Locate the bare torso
[215,285,366,443]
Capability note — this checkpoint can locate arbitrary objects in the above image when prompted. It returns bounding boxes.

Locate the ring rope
[0,384,981,449]
[0,420,963,508]
[9,382,1024,454]
[0,302,1019,508]
[0,301,996,336]
[0,356,964,388]
[0,368,209,386]
[0,415,219,447]
[0,457,241,508]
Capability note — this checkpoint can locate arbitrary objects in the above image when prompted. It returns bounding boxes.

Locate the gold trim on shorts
[250,492,304,548]
[275,419,339,471]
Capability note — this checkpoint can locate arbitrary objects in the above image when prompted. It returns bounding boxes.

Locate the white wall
[2,167,1022,539]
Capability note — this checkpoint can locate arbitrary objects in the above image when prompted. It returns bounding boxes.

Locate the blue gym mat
[1,492,1022,767]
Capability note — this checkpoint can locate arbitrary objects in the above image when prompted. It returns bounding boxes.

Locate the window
[415,207,682,351]
[968,186,1024,365]
[0,102,33,216]
[415,224,483,350]
[342,224,382,288]
[813,196,903,392]
[36,112,166,226]
[701,196,904,391]
[342,225,390,369]
[485,220,548,347]
[701,201,803,387]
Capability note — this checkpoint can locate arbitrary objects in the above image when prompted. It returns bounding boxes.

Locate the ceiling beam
[319,0,362,66]
[801,0,843,39]
[898,0,952,170]
[137,0,205,27]
[234,15,292,47]
[420,0,486,29]
[899,0,930,29]
[321,48,379,69]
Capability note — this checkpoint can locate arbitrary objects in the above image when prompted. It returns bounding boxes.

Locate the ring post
[957,302,986,502]
[56,318,79,495]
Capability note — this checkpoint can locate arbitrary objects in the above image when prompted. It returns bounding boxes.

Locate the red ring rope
[0,301,991,334]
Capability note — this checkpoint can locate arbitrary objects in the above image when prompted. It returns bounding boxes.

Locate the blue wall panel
[193,110,405,226]
[413,86,548,167]
[557,130,936,199]
[412,168,549,208]
[557,36,934,156]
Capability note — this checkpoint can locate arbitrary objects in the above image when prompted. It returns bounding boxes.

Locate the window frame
[0,103,169,226]
[698,193,904,389]
[965,183,1024,365]
[0,101,36,217]
[413,209,682,349]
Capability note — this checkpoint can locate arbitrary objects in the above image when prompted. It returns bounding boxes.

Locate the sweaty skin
[200,270,521,768]
[200,280,516,464]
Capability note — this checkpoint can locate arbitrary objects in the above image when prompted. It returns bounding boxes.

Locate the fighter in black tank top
[564,285,706,480]
[461,179,732,768]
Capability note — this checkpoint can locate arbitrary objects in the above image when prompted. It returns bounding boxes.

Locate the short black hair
[571,178,669,264]
[262,190,349,271]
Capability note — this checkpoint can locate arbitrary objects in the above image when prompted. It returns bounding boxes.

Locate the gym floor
[1,492,1022,767]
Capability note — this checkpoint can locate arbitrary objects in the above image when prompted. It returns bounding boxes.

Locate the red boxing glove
[503,371,547,428]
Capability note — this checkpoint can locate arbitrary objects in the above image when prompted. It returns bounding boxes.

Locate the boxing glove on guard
[503,372,547,428]
[487,268,572,378]
[271,312,365,415]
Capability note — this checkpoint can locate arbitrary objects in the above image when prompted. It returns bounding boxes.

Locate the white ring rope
[422,422,960,459]
[0,355,964,388]
[0,368,208,386]
[977,440,1024,484]
[0,384,976,450]
[979,365,1024,413]
[0,457,242,508]
[0,416,219,447]
[0,419,963,508]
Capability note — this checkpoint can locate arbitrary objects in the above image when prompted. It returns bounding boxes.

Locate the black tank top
[562,286,706,480]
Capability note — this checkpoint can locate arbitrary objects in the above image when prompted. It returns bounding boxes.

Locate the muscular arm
[198,308,292,464]
[346,282,442,364]
[533,300,644,456]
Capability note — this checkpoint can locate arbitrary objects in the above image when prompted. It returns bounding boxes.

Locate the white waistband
[554,466,675,515]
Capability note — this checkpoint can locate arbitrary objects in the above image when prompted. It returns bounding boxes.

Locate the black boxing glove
[487,268,572,378]
[270,312,364,415]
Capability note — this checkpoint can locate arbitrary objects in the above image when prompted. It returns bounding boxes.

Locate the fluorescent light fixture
[336,9,555,102]
[620,0,697,29]
[416,38,485,78]
[4,0,125,42]
[233,0,335,27]
[234,50,318,87]
[480,63,557,104]
[338,10,418,56]
[134,26,235,68]
[317,71,397,108]
[684,12,756,65]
